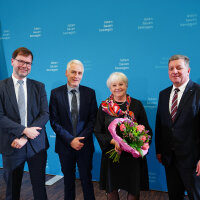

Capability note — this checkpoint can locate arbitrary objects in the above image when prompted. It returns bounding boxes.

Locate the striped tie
[171,88,179,122]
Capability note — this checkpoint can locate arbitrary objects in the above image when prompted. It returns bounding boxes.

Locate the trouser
[3,144,48,200]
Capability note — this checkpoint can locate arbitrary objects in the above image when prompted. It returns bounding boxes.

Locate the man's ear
[65,70,68,78]
[11,58,14,66]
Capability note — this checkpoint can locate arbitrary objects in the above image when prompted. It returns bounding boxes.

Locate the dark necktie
[171,88,180,122]
[71,89,78,136]
[17,80,26,126]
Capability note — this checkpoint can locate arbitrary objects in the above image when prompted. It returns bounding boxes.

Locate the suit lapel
[62,85,83,122]
[79,85,84,121]
[62,85,72,121]
[6,77,20,115]
[174,80,194,122]
[165,86,173,126]
[27,79,33,123]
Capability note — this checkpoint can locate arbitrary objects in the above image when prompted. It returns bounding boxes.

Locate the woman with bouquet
[94,72,152,200]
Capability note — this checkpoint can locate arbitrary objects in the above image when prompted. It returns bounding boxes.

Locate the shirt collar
[172,79,190,93]
[67,83,79,93]
[12,74,27,86]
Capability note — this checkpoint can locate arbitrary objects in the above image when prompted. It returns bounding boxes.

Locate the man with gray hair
[49,60,97,200]
[155,55,200,199]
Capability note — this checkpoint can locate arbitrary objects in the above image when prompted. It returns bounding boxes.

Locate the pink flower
[142,143,149,150]
[136,125,145,132]
[108,118,151,159]
[140,135,146,142]
[120,124,126,131]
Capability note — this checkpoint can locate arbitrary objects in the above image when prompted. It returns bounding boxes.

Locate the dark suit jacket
[49,84,98,154]
[155,80,200,168]
[0,77,49,155]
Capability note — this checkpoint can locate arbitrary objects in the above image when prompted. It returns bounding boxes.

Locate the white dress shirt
[12,74,27,126]
[169,79,189,114]
[67,84,80,112]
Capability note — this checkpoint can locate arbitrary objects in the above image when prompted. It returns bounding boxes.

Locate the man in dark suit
[155,54,200,200]
[0,47,49,200]
[49,59,97,200]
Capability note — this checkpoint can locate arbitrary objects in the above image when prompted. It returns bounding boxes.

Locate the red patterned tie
[171,88,180,122]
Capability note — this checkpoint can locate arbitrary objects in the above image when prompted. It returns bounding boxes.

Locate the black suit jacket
[0,77,49,155]
[155,80,200,168]
[49,84,98,154]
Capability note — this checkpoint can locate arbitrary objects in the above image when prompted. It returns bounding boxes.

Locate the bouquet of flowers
[107,118,151,163]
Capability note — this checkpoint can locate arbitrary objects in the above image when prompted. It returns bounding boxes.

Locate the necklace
[114,100,126,106]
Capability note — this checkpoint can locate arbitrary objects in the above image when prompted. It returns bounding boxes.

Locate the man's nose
[21,64,27,68]
[172,68,178,73]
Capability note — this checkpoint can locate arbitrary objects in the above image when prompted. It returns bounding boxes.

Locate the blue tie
[17,80,25,126]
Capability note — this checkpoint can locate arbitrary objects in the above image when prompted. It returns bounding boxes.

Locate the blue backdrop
[0,0,200,192]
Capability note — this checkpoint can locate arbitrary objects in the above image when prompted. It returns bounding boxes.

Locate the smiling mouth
[20,70,28,73]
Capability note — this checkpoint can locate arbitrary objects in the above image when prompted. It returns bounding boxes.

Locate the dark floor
[0,168,185,200]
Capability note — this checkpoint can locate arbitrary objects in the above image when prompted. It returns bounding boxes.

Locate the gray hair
[107,72,128,89]
[66,59,84,72]
[168,55,190,68]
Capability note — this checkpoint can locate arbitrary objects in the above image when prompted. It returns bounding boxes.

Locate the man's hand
[196,160,200,176]
[11,137,28,149]
[23,127,41,139]
[70,137,85,151]
[156,154,162,163]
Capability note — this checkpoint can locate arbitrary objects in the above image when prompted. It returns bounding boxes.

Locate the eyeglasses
[14,59,32,67]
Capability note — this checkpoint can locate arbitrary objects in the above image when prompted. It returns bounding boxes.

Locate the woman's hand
[196,160,200,176]
[110,139,122,153]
